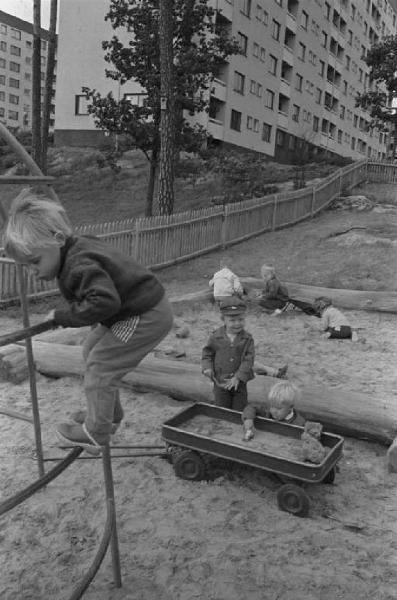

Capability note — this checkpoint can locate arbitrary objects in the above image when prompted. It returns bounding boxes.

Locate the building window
[41,40,47,50]
[269,54,278,75]
[247,115,253,130]
[0,107,4,117]
[26,40,32,49]
[230,109,242,131]
[264,89,275,109]
[10,45,21,56]
[9,78,20,89]
[0,41,6,52]
[75,94,89,115]
[321,31,328,48]
[292,104,300,122]
[0,74,5,85]
[9,94,19,105]
[25,73,31,81]
[11,28,21,40]
[253,42,259,57]
[260,47,266,62]
[301,11,308,30]
[337,129,343,143]
[262,122,271,142]
[237,32,248,56]
[26,56,32,65]
[0,24,7,35]
[315,88,322,104]
[8,110,18,120]
[24,88,31,96]
[0,91,4,101]
[241,0,252,17]
[276,130,285,147]
[272,19,280,41]
[253,118,259,132]
[0,58,5,68]
[319,60,325,77]
[124,93,147,107]
[9,61,20,73]
[233,71,245,94]
[298,42,306,61]
[295,74,303,91]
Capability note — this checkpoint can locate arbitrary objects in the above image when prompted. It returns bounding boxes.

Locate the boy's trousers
[82,295,173,440]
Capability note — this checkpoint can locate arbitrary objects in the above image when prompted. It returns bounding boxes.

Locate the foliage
[355,35,397,130]
[83,0,241,207]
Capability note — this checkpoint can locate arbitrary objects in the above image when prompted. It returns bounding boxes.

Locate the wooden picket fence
[0,158,388,304]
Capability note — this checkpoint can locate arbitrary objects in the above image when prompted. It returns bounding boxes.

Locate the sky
[1,0,52,29]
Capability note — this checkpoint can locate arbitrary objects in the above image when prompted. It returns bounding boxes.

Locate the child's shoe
[277,364,288,379]
[70,409,122,434]
[351,331,359,342]
[243,428,255,441]
[272,308,283,316]
[56,422,107,455]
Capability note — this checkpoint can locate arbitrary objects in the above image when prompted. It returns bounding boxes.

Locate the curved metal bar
[0,447,83,516]
[67,500,115,600]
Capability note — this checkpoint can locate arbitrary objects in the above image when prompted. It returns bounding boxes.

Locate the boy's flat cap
[219,297,247,315]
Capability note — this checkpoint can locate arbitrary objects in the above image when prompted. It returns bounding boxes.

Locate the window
[324,2,331,19]
[0,75,5,85]
[24,88,31,96]
[321,31,328,48]
[26,40,32,49]
[247,115,253,129]
[9,93,19,105]
[230,109,242,131]
[8,110,18,120]
[0,91,4,101]
[262,10,268,25]
[276,130,285,147]
[26,56,32,65]
[253,118,259,132]
[260,47,266,62]
[75,94,89,115]
[346,55,350,70]
[340,105,345,119]
[351,137,356,150]
[0,41,6,52]
[253,42,259,57]
[237,32,248,56]
[233,71,245,94]
[292,104,300,122]
[301,11,308,30]
[264,89,275,109]
[0,58,5,68]
[0,107,4,118]
[298,42,306,61]
[0,24,7,35]
[319,60,325,78]
[272,19,280,41]
[262,122,271,142]
[9,78,20,89]
[9,61,20,73]
[10,45,21,56]
[337,129,343,143]
[295,74,303,91]
[269,54,278,75]
[315,88,322,104]
[241,0,252,17]
[25,73,31,81]
[41,40,47,50]
[250,79,256,94]
[11,28,21,40]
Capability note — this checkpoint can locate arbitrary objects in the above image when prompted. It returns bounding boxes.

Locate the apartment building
[0,10,55,132]
[54,0,397,161]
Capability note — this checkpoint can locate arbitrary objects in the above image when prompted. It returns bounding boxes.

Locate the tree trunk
[145,147,158,217]
[30,342,397,445]
[40,0,57,174]
[158,0,175,215]
[32,0,42,169]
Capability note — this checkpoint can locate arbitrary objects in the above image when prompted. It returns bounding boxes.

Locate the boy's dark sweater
[54,235,164,328]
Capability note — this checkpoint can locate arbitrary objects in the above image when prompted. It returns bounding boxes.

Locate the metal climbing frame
[0,124,123,596]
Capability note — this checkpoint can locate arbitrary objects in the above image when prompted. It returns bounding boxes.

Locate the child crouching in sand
[4,189,173,453]
[314,297,358,341]
[242,380,304,441]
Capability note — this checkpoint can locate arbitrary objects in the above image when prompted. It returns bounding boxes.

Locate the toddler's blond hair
[5,188,72,261]
[268,381,300,410]
[260,263,275,282]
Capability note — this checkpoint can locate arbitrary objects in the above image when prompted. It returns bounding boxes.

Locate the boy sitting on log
[259,264,319,316]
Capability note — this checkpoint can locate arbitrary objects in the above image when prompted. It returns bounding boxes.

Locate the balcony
[208,118,224,140]
[286,13,297,33]
[278,112,289,129]
[283,46,294,63]
[210,78,227,102]
[279,79,291,97]
[214,0,233,22]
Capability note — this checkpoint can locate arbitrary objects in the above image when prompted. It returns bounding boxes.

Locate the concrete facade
[54,0,397,160]
[0,10,55,132]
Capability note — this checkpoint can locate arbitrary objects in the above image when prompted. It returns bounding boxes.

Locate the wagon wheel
[322,467,336,484]
[173,450,206,481]
[276,484,310,518]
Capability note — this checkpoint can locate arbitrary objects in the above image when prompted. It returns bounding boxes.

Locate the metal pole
[17,264,45,478]
[101,444,122,588]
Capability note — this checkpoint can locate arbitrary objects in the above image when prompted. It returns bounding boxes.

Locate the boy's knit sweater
[54,235,164,328]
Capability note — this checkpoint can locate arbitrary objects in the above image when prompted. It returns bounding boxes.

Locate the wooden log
[30,341,397,445]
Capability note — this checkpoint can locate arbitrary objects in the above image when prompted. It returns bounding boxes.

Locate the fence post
[221,205,227,249]
[311,187,316,218]
[272,196,277,230]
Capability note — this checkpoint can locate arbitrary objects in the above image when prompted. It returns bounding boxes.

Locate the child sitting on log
[242,380,305,441]
[259,264,318,316]
[4,189,173,453]
[314,296,358,341]
[209,257,244,304]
